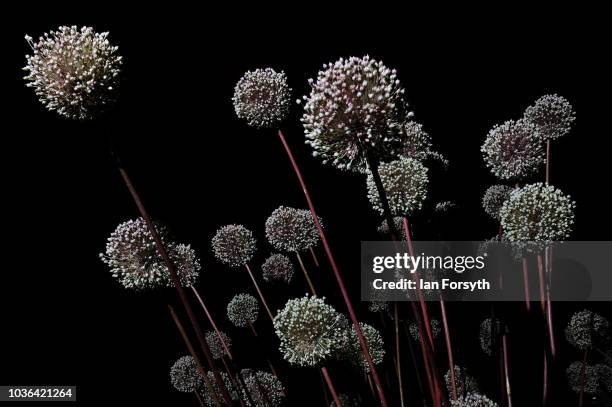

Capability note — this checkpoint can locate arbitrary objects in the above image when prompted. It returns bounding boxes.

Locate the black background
[3,8,611,406]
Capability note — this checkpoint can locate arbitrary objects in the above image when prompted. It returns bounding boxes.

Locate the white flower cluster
[524,94,575,141]
[261,253,294,284]
[377,216,407,240]
[435,201,456,213]
[100,218,200,290]
[566,361,612,394]
[23,26,122,120]
[233,68,292,129]
[409,319,441,342]
[500,183,575,244]
[450,392,498,407]
[205,330,232,360]
[273,295,349,367]
[301,56,411,171]
[368,300,389,313]
[401,121,447,166]
[227,293,259,328]
[479,318,501,356]
[565,310,610,351]
[341,322,385,373]
[212,224,257,268]
[481,119,543,180]
[445,365,480,398]
[240,369,286,407]
[265,206,320,252]
[366,157,429,216]
[170,355,201,393]
[482,185,513,220]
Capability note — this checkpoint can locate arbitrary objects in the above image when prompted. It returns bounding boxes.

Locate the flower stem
[545,140,551,184]
[394,303,406,407]
[118,166,234,406]
[502,334,512,407]
[522,258,531,312]
[321,367,342,407]
[191,286,233,360]
[296,252,317,295]
[244,264,274,322]
[278,129,389,407]
[309,247,320,267]
[194,390,206,407]
[168,305,221,407]
[579,349,588,407]
[440,297,457,400]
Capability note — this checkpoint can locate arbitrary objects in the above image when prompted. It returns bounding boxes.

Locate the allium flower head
[261,254,294,284]
[341,322,385,373]
[240,369,286,406]
[565,310,610,350]
[401,121,448,166]
[566,361,609,394]
[409,319,441,342]
[479,318,502,356]
[100,218,200,290]
[481,119,543,180]
[170,355,201,393]
[227,293,259,328]
[446,365,480,398]
[500,183,575,244]
[377,216,407,240]
[366,157,428,216]
[274,295,349,367]
[524,94,575,141]
[482,185,513,220]
[212,224,257,268]
[23,26,122,120]
[265,206,320,252]
[205,330,232,360]
[451,392,498,407]
[233,68,292,129]
[301,56,411,171]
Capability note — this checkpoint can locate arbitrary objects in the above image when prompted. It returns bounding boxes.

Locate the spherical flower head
[212,224,256,268]
[367,157,429,216]
[479,318,502,356]
[401,121,434,161]
[481,119,543,180]
[451,392,499,407]
[205,330,232,360]
[170,355,201,393]
[274,295,349,367]
[409,319,441,342]
[524,94,575,141]
[301,55,410,172]
[240,369,286,406]
[446,365,480,398]
[261,253,294,284]
[500,183,575,244]
[23,26,122,120]
[265,206,321,252]
[482,185,513,220]
[377,216,407,240]
[341,322,385,373]
[100,218,200,290]
[233,68,292,129]
[566,361,604,394]
[227,293,259,328]
[435,201,456,213]
[565,310,610,351]
[200,371,239,407]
